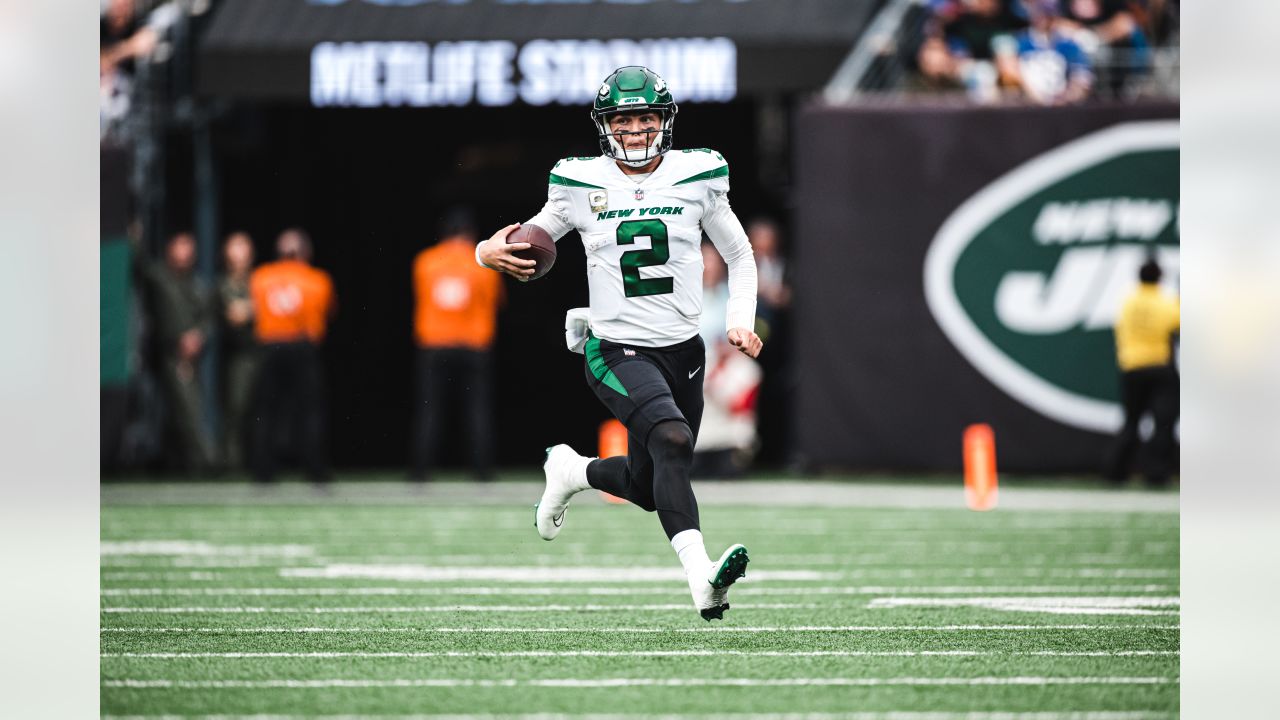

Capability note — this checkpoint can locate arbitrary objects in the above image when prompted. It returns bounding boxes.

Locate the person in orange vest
[1105,257,1180,486]
[409,209,504,482]
[248,228,336,484]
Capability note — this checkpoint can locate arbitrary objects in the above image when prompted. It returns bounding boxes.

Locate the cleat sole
[710,545,749,590]
[699,604,726,621]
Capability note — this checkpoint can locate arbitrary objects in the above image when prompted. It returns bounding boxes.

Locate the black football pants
[582,333,706,540]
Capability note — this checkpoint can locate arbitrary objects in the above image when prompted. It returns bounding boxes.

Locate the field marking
[279,565,835,583]
[102,649,1179,659]
[99,585,1178,597]
[100,604,818,614]
[99,713,1178,720]
[103,676,1177,689]
[869,597,1180,616]
[100,624,1180,633]
[99,567,1179,580]
[101,541,314,557]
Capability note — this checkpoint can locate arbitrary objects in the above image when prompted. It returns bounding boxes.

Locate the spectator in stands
[693,243,761,478]
[408,209,504,483]
[249,229,336,484]
[100,0,178,143]
[1057,0,1150,97]
[1105,258,1179,487]
[995,0,1094,104]
[917,0,1027,99]
[136,231,218,474]
[746,218,791,345]
[219,232,258,472]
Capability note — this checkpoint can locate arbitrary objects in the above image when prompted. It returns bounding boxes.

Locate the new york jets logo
[923,121,1179,433]
[598,83,610,98]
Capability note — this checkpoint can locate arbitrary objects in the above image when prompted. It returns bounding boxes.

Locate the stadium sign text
[923,121,1179,433]
[310,38,737,108]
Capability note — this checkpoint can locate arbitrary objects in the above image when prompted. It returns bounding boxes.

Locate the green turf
[101,495,1179,717]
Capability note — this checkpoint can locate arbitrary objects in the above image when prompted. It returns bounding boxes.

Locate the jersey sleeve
[702,191,757,335]
[525,179,575,242]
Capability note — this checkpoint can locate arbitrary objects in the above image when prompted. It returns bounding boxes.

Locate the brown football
[506,223,557,280]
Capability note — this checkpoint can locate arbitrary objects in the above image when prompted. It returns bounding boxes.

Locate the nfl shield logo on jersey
[634,188,645,202]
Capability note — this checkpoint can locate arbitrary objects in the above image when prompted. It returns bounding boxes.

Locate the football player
[477,66,762,621]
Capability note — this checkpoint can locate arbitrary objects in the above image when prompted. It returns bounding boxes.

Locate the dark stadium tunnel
[160,99,781,471]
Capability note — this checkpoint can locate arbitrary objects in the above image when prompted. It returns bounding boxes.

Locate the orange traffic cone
[598,420,628,504]
[964,423,998,511]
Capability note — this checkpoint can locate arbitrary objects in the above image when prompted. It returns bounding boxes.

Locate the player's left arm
[703,191,762,358]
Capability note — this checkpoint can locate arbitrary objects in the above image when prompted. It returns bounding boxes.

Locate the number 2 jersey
[524,149,757,347]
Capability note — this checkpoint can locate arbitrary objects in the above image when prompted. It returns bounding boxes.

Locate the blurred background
[99,0,1180,481]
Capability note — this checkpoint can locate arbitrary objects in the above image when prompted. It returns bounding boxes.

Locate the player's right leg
[534,444,593,540]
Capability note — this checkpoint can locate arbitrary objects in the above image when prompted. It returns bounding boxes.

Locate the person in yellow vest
[1105,258,1179,486]
[409,209,504,482]
[248,229,336,484]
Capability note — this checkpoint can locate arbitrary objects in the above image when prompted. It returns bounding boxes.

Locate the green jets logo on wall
[924,121,1179,433]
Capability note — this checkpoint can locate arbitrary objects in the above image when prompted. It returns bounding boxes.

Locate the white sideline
[102,676,1177,689]
[102,650,1179,658]
[100,624,1180,633]
[100,604,818,614]
[99,713,1177,720]
[99,585,1178,597]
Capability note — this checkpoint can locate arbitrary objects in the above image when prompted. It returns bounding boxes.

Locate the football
[506,223,557,280]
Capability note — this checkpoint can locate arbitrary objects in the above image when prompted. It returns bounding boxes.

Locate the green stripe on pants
[584,336,629,397]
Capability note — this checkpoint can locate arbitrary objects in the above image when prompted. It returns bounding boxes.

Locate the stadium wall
[793,102,1179,473]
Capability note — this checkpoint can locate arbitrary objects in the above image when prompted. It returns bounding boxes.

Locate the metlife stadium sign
[310,38,737,108]
[198,0,869,100]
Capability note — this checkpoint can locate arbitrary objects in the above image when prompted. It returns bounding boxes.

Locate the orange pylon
[964,423,998,511]
[598,420,628,504]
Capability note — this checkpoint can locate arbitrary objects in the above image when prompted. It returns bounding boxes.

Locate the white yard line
[99,585,1178,597]
[868,597,1180,616]
[97,567,1179,580]
[278,565,836,582]
[99,624,1180,633]
[100,604,819,614]
[101,541,314,557]
[102,650,1179,658]
[102,676,1177,689]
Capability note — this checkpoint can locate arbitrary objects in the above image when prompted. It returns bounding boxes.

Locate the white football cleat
[534,444,592,541]
[689,543,750,621]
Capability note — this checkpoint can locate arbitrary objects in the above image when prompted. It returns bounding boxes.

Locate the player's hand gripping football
[727,327,763,358]
[478,223,537,281]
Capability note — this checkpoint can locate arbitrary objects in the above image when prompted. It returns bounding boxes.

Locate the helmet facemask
[591,66,678,168]
[593,107,677,168]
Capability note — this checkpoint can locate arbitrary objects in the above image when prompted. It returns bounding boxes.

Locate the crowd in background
[913,0,1178,104]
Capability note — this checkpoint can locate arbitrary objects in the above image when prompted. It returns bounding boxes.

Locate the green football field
[101,480,1179,719]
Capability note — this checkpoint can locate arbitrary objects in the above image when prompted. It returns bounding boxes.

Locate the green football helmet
[591,66,678,167]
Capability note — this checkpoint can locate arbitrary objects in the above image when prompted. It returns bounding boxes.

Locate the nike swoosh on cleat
[688,366,702,379]
[552,511,565,527]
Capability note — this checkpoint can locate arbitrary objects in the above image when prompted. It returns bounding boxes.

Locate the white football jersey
[526,149,738,347]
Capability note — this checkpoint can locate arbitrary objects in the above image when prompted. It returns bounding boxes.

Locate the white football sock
[567,454,593,493]
[670,529,712,577]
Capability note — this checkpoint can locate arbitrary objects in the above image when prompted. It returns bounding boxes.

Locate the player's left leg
[651,336,749,620]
